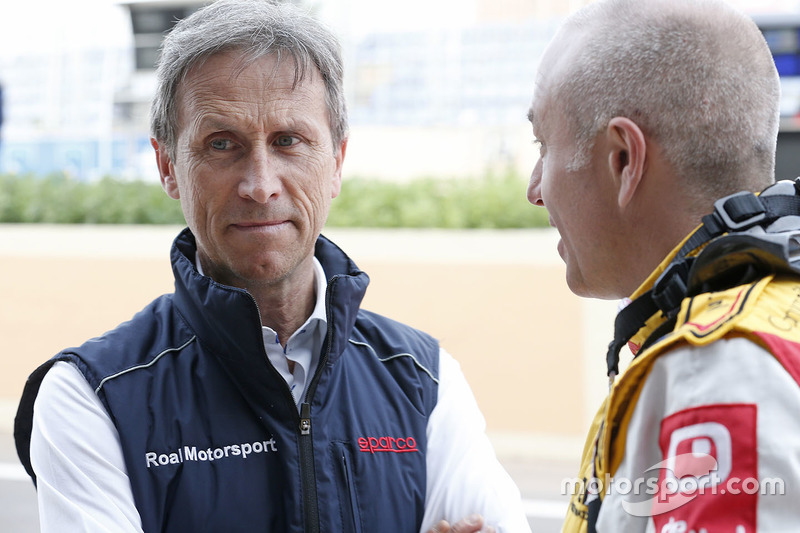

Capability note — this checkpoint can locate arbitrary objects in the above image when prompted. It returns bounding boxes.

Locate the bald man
[527,0,800,531]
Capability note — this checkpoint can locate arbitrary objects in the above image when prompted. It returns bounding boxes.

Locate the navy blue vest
[16,229,440,532]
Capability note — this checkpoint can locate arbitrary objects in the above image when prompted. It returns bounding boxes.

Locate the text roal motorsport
[145,438,278,468]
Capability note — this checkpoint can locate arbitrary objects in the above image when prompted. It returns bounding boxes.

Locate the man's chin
[566,274,625,301]
[565,267,597,299]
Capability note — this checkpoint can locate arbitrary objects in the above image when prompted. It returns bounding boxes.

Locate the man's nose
[527,158,544,207]
[239,147,280,203]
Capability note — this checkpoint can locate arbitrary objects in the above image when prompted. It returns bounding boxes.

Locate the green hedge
[0,174,184,225]
[0,172,549,228]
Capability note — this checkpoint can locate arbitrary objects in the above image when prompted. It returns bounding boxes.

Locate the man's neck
[249,267,318,349]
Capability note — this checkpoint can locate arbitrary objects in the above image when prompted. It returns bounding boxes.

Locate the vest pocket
[332,442,363,533]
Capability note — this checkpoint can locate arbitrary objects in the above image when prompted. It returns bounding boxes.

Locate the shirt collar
[308,257,328,326]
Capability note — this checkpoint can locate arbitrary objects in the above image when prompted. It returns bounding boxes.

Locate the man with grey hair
[527,0,800,531]
[14,1,530,532]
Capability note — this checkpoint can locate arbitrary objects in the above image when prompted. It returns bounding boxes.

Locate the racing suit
[563,180,800,532]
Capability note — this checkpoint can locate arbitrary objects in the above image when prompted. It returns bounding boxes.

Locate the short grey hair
[555,0,780,198]
[150,0,348,157]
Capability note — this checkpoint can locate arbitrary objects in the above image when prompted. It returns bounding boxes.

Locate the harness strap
[605,179,800,377]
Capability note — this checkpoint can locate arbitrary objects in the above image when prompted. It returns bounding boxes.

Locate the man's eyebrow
[193,115,234,131]
[184,114,226,135]
[527,108,535,124]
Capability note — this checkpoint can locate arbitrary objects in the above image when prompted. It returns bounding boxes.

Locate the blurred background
[2,0,800,530]
[0,0,799,183]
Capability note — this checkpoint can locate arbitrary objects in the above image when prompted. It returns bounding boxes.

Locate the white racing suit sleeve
[420,348,532,533]
[31,361,143,532]
[596,337,800,532]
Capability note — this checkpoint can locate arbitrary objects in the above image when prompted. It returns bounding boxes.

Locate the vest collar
[169,228,370,367]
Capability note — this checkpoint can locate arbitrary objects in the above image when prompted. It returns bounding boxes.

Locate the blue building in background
[755,14,800,180]
[0,0,559,182]
[0,1,203,181]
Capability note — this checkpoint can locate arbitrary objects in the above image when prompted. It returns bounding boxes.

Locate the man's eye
[275,135,299,147]
[210,139,234,150]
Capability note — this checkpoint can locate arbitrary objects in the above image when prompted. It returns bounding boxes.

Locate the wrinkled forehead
[180,49,308,91]
[175,51,326,132]
[179,50,322,105]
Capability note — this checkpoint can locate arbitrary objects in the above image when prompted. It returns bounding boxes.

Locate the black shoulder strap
[14,359,61,486]
[605,179,800,378]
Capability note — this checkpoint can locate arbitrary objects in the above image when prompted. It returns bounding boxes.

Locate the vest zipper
[249,292,322,532]
[299,401,319,532]
[297,274,343,533]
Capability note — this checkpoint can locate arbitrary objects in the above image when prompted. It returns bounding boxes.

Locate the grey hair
[555,0,780,198]
[150,0,348,158]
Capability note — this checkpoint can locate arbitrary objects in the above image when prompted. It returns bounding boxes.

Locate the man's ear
[151,138,180,200]
[330,137,348,199]
[606,117,646,209]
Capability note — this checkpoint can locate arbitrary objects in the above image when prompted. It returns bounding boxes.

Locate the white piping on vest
[348,339,439,384]
[95,336,197,394]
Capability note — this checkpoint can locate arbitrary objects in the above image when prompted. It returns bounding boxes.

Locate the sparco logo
[358,435,419,454]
